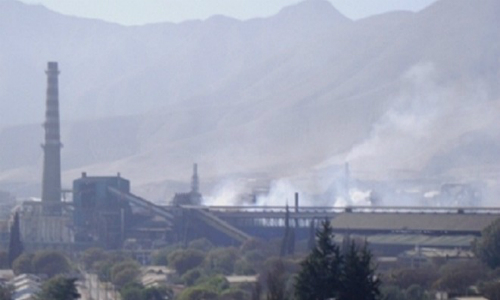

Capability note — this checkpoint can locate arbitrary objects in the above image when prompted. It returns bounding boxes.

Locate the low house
[141,266,175,288]
[10,274,42,300]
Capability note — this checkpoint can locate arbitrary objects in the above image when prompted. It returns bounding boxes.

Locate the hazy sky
[18,0,438,25]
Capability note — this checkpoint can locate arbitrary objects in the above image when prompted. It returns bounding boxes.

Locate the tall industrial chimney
[41,62,62,212]
[191,163,199,194]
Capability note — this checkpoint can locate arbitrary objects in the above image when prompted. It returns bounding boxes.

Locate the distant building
[10,274,42,300]
[141,266,175,288]
[225,275,259,285]
[0,269,15,284]
[16,201,73,251]
[398,246,474,268]
[73,173,132,250]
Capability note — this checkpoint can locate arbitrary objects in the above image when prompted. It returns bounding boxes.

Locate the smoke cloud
[345,63,494,176]
[204,62,500,207]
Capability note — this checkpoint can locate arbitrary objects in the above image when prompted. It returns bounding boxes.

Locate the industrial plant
[2,63,497,265]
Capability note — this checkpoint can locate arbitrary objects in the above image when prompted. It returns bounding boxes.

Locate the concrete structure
[17,201,73,251]
[0,269,15,283]
[225,275,259,285]
[41,62,62,214]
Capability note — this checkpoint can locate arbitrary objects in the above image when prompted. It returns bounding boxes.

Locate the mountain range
[0,0,498,203]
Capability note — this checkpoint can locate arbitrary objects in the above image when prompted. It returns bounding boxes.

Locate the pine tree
[294,219,342,300]
[8,212,23,267]
[307,219,316,250]
[339,241,380,300]
[295,221,381,300]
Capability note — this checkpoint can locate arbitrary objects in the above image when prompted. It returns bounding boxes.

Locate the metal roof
[363,234,474,247]
[330,212,499,234]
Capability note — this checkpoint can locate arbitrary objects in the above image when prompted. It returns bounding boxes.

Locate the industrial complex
[5,62,500,262]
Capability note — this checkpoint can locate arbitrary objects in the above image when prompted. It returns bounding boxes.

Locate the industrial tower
[191,163,199,194]
[41,62,62,213]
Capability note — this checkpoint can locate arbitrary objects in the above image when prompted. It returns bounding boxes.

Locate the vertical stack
[191,163,199,194]
[41,62,62,214]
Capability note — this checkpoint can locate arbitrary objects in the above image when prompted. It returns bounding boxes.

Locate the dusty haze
[0,0,498,205]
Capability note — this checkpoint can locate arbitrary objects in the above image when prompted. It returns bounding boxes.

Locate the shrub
[168,249,205,275]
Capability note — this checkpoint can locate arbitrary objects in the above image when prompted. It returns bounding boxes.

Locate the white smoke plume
[328,62,498,180]
[205,63,500,207]
[317,62,500,206]
[204,179,249,206]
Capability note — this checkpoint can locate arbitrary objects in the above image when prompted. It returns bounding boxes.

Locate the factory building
[73,173,132,249]
[17,202,73,251]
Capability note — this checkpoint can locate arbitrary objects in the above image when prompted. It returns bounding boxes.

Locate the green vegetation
[265,259,287,300]
[339,242,380,300]
[35,275,80,300]
[8,212,23,267]
[32,251,71,278]
[203,247,238,275]
[474,218,500,269]
[12,253,34,274]
[0,250,10,269]
[168,249,205,275]
[0,285,12,300]
[294,220,380,300]
[120,283,173,300]
[12,251,71,278]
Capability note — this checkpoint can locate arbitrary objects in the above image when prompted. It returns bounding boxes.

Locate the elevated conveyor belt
[108,187,174,226]
[188,207,252,244]
[108,187,250,243]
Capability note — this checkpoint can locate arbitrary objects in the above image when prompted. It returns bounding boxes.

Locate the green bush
[168,249,205,275]
[110,260,141,288]
[120,283,144,300]
[198,274,229,292]
[81,247,108,270]
[220,287,250,300]
[181,268,205,286]
[177,286,218,300]
[151,243,182,266]
[32,251,71,278]
[380,285,405,300]
[188,238,214,252]
[12,253,34,275]
[234,258,256,275]
[204,248,238,275]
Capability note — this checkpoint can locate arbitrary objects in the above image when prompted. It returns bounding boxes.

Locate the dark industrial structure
[41,62,62,213]
[69,170,500,255]
[172,163,202,205]
[73,173,133,249]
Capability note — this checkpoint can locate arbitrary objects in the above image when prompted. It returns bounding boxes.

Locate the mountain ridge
[0,0,498,203]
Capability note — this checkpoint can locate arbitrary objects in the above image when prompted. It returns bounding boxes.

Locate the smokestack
[41,62,62,212]
[294,192,299,213]
[344,162,350,194]
[191,163,199,194]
